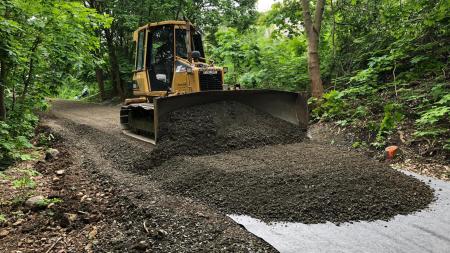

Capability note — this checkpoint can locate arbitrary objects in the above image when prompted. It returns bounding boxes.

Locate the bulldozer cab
[133,21,208,96]
[148,26,174,91]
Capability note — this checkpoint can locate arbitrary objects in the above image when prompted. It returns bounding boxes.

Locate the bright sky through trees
[257,0,279,12]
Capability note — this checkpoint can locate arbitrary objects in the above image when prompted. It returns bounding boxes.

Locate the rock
[88,226,98,240]
[0,229,9,238]
[65,213,78,222]
[45,148,60,160]
[196,212,208,218]
[85,242,93,253]
[56,170,65,175]
[25,195,46,208]
[13,219,24,226]
[132,240,148,251]
[149,229,167,240]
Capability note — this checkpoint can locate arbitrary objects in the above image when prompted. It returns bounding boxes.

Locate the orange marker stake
[385,145,398,160]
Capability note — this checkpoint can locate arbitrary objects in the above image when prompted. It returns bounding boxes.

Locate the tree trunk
[301,0,325,98]
[88,1,108,101]
[95,67,106,100]
[0,59,7,121]
[84,0,107,101]
[105,28,124,100]
[21,37,41,101]
[330,0,336,84]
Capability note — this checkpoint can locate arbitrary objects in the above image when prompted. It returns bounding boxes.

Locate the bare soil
[0,99,436,252]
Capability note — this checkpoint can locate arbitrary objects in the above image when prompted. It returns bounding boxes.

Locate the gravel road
[46,100,276,252]
[42,99,435,252]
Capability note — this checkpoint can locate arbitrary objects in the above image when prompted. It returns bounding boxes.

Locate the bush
[311,90,347,120]
[414,90,450,144]
[374,103,404,146]
[0,109,38,167]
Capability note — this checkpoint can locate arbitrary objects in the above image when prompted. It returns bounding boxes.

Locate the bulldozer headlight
[223,67,228,73]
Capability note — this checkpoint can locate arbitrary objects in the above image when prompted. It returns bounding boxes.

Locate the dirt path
[48,99,122,133]
[5,99,433,252]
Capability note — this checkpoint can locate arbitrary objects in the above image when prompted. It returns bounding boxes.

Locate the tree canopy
[0,0,111,163]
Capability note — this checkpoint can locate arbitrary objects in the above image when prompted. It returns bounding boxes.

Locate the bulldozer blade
[120,103,157,144]
[152,89,308,143]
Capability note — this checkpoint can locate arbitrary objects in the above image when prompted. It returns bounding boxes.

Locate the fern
[416,106,449,126]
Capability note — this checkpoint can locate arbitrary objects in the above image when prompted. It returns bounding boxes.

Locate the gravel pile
[155,143,434,223]
[147,101,434,224]
[149,101,306,166]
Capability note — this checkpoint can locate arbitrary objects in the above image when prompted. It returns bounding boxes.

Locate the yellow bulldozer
[120,20,309,144]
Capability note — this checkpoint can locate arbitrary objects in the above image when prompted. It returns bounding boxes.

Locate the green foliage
[18,168,41,177]
[0,0,111,164]
[0,214,6,224]
[300,0,449,151]
[376,103,404,141]
[57,81,99,100]
[36,132,55,147]
[311,90,346,119]
[414,84,450,140]
[36,197,63,207]
[209,25,309,90]
[353,106,369,119]
[0,171,8,179]
[209,0,447,153]
[12,176,36,189]
[352,141,361,148]
[0,111,37,164]
[416,106,449,126]
[444,140,450,151]
[352,141,367,149]
[414,128,448,138]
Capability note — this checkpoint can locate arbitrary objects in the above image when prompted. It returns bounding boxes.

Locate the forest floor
[0,99,448,252]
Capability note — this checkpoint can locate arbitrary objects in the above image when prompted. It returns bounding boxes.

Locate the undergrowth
[312,79,449,157]
[0,109,38,168]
